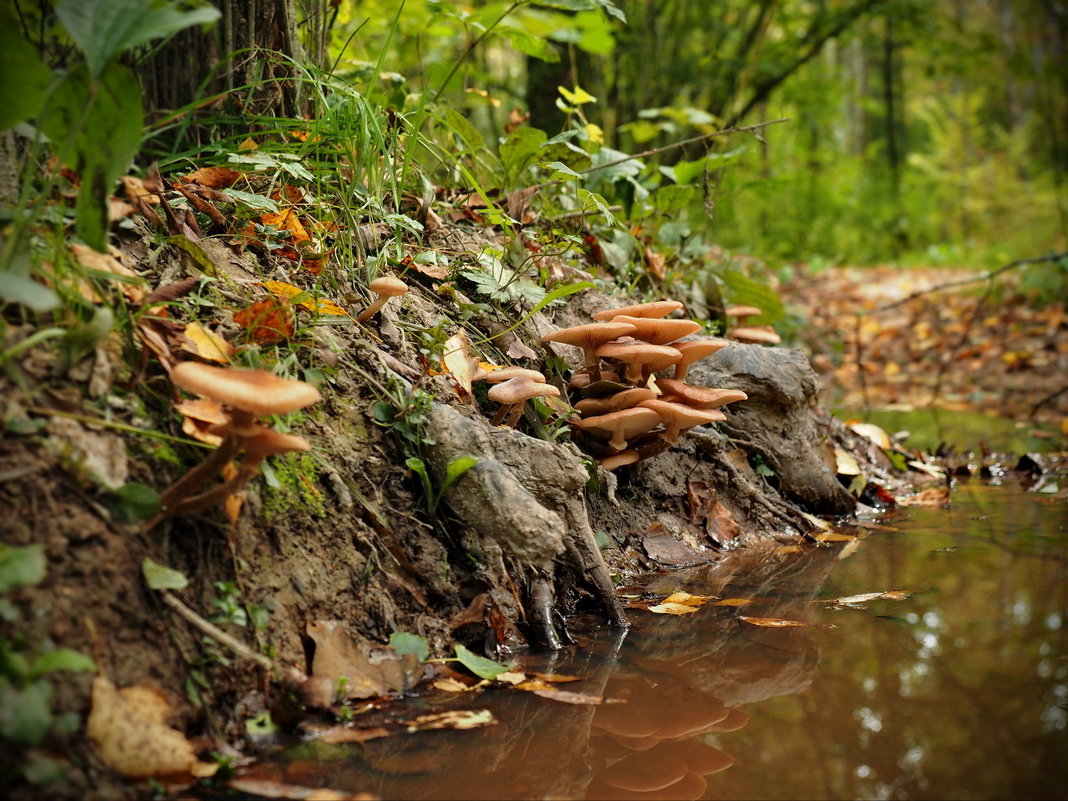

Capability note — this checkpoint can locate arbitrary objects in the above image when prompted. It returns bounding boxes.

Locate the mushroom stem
[355,296,388,323]
[503,402,527,428]
[156,434,240,514]
[489,403,516,426]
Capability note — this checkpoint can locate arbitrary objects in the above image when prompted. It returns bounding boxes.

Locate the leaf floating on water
[813,532,858,543]
[431,677,481,693]
[647,602,700,615]
[454,644,514,681]
[528,671,582,683]
[775,544,804,555]
[314,725,392,745]
[661,591,711,606]
[897,488,951,507]
[405,709,497,732]
[228,776,375,800]
[712,598,753,607]
[493,671,528,685]
[739,616,808,628]
[530,688,605,705]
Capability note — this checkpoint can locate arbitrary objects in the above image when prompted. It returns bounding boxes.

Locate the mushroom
[595,341,681,386]
[148,362,321,528]
[723,304,765,325]
[593,299,684,321]
[487,376,561,427]
[638,398,725,444]
[356,275,408,323]
[572,407,661,452]
[599,450,640,471]
[541,321,637,382]
[482,367,547,384]
[609,315,702,346]
[574,387,657,416]
[654,378,748,410]
[728,325,781,345]
[671,338,731,380]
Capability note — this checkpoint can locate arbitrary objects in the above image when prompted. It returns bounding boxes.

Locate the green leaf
[720,269,786,325]
[577,188,616,226]
[542,160,583,181]
[31,649,97,677]
[56,0,220,80]
[222,188,279,212]
[454,644,513,680]
[141,557,188,591]
[443,107,484,151]
[500,27,560,62]
[388,632,430,663]
[440,455,480,497]
[405,457,435,511]
[0,678,53,746]
[0,272,59,312]
[37,63,143,251]
[500,126,547,180]
[110,482,161,523]
[0,544,46,593]
[0,7,51,130]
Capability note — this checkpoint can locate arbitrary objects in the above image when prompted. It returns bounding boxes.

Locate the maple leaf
[234,298,294,344]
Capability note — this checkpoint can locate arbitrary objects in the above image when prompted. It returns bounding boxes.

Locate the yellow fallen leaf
[739,616,808,628]
[774,544,804,555]
[712,598,753,607]
[647,602,700,615]
[661,591,710,607]
[87,676,217,780]
[441,331,478,398]
[813,532,858,543]
[180,322,233,363]
[259,281,349,317]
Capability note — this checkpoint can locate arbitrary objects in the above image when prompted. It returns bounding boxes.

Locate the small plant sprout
[356,275,409,323]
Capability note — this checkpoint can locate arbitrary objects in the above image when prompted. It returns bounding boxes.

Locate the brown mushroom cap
[672,338,731,380]
[487,376,560,404]
[601,748,689,793]
[728,325,781,345]
[724,304,764,320]
[244,429,312,461]
[368,275,409,298]
[638,398,725,443]
[596,341,681,385]
[482,367,547,384]
[575,387,657,416]
[655,378,748,410]
[593,299,684,321]
[542,321,638,371]
[599,450,641,471]
[610,315,702,346]
[573,407,661,451]
[172,362,322,417]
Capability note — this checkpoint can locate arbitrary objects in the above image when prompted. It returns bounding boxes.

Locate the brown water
[247,479,1068,800]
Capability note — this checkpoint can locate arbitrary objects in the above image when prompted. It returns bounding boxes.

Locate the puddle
[238,480,1067,800]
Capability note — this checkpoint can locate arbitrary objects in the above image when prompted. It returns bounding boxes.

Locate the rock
[689,345,856,516]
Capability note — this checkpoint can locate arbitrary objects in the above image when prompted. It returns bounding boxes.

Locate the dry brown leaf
[182,166,242,188]
[441,331,478,399]
[87,676,217,780]
[897,488,951,507]
[234,298,295,344]
[306,621,419,700]
[313,725,392,745]
[506,338,538,361]
[739,616,808,628]
[823,590,912,605]
[431,677,479,693]
[405,709,496,732]
[813,531,858,543]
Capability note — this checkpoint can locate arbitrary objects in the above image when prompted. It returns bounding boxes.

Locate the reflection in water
[245,482,1066,800]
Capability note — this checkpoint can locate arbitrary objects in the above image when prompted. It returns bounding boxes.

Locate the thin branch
[873,251,1068,312]
[431,1,522,103]
[161,591,274,670]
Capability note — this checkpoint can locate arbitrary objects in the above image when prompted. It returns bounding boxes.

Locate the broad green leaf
[389,632,430,663]
[0,7,51,130]
[542,161,583,181]
[0,544,46,593]
[441,455,480,494]
[110,482,161,523]
[0,272,59,312]
[0,678,53,746]
[500,126,547,179]
[577,188,616,226]
[454,644,513,681]
[56,0,220,80]
[141,557,188,591]
[38,63,143,251]
[443,107,484,151]
[500,27,560,62]
[720,269,786,325]
[31,648,97,677]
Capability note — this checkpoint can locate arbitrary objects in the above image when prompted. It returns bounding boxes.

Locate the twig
[1029,385,1068,419]
[873,251,1068,313]
[161,591,273,670]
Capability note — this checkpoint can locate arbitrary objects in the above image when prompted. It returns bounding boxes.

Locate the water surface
[248,480,1067,800]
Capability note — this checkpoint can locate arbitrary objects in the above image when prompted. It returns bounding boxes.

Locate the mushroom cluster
[542,299,748,470]
[146,362,322,529]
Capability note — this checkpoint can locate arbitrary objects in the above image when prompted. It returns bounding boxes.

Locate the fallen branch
[161,591,274,670]
[873,251,1068,313]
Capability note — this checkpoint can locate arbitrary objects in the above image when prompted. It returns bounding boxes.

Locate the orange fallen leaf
[259,281,349,317]
[234,298,295,344]
[813,531,858,543]
[739,616,808,628]
[182,166,242,189]
[712,598,753,607]
[179,322,233,363]
[87,675,217,780]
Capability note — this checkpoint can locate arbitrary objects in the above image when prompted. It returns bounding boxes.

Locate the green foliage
[141,557,189,591]
[406,454,481,515]
[388,631,430,663]
[452,643,513,681]
[110,483,162,524]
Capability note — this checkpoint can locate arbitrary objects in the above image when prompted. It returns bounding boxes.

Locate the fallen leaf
[813,532,858,543]
[431,677,480,693]
[179,322,233,363]
[774,544,804,555]
[897,488,951,507]
[87,676,217,780]
[647,602,701,615]
[259,281,349,316]
[183,166,242,188]
[530,689,604,705]
[712,598,753,607]
[661,591,711,606]
[835,448,861,476]
[314,725,392,745]
[228,777,373,800]
[441,331,478,399]
[644,245,666,280]
[234,298,295,344]
[506,338,538,361]
[849,421,891,449]
[405,709,497,732]
[739,616,808,628]
[306,621,419,700]
[493,671,528,685]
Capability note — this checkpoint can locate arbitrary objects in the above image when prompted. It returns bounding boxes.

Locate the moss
[262,452,326,521]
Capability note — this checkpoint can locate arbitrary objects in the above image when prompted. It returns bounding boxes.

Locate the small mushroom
[574,387,657,417]
[654,378,748,410]
[723,304,765,325]
[482,367,547,384]
[593,299,684,321]
[671,338,731,380]
[487,376,561,427]
[595,341,681,386]
[572,407,661,452]
[728,325,781,345]
[356,275,408,323]
[609,315,702,346]
[599,450,640,471]
[541,321,637,382]
[638,399,725,444]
